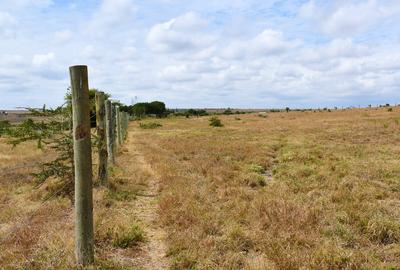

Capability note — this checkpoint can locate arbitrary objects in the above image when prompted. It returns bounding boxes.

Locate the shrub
[112,224,145,248]
[223,108,233,115]
[139,122,162,129]
[0,120,11,136]
[388,108,393,112]
[209,116,223,127]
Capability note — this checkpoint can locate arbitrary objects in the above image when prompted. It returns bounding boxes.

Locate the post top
[69,65,88,69]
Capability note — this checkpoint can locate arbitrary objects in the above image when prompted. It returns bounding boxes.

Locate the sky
[0,0,399,109]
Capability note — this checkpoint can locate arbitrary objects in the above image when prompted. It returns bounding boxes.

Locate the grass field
[1,108,400,269]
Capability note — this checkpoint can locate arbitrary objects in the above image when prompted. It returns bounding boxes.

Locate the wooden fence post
[116,106,122,146]
[95,91,107,185]
[125,112,129,139]
[122,112,126,140]
[69,65,94,266]
[123,112,126,139]
[112,104,117,154]
[105,100,115,165]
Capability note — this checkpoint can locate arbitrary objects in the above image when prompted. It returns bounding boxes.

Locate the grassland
[1,107,400,269]
[135,108,400,269]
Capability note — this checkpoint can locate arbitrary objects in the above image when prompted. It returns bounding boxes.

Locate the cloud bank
[0,0,399,109]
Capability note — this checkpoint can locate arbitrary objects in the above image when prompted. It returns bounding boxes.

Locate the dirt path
[122,129,169,269]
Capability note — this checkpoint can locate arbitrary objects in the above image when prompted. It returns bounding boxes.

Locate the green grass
[112,224,145,248]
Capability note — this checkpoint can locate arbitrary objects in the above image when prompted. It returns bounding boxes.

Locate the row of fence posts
[69,65,129,265]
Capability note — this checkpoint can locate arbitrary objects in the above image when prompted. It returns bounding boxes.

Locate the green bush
[209,117,223,127]
[113,224,145,248]
[0,120,11,136]
[139,122,162,129]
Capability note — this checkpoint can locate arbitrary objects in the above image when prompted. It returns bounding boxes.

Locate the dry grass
[1,108,399,269]
[0,137,149,269]
[133,108,400,269]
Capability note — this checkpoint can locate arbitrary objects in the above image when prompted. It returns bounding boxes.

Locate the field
[0,110,33,124]
[1,108,400,269]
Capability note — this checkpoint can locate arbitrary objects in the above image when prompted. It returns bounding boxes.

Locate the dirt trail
[122,129,169,270]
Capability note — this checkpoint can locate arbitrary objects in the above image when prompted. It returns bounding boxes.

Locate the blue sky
[0,0,399,109]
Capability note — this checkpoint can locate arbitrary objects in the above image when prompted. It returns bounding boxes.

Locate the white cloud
[222,29,300,59]
[300,0,400,37]
[32,52,55,67]
[88,0,137,34]
[160,64,197,82]
[147,12,214,53]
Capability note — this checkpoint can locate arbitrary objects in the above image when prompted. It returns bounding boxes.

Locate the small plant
[139,122,162,129]
[112,224,145,248]
[209,116,223,127]
[248,163,265,174]
[388,108,393,112]
[106,189,136,201]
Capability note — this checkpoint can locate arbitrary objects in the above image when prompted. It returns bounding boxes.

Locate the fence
[0,65,131,267]
[70,65,130,265]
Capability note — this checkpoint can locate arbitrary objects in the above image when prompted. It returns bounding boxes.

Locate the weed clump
[209,116,223,127]
[248,163,266,174]
[112,224,145,248]
[106,189,136,201]
[170,250,197,270]
[139,122,162,129]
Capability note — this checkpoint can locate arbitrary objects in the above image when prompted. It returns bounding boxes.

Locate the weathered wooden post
[123,112,126,139]
[116,106,122,146]
[123,112,127,140]
[125,112,129,139]
[121,112,126,140]
[105,100,115,165]
[69,65,94,266]
[112,104,117,154]
[95,91,107,185]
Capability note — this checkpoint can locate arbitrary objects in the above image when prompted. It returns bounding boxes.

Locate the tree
[123,101,167,118]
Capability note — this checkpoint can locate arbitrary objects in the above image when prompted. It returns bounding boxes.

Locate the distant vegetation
[0,120,11,136]
[209,116,223,127]
[139,122,163,129]
[120,101,167,118]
